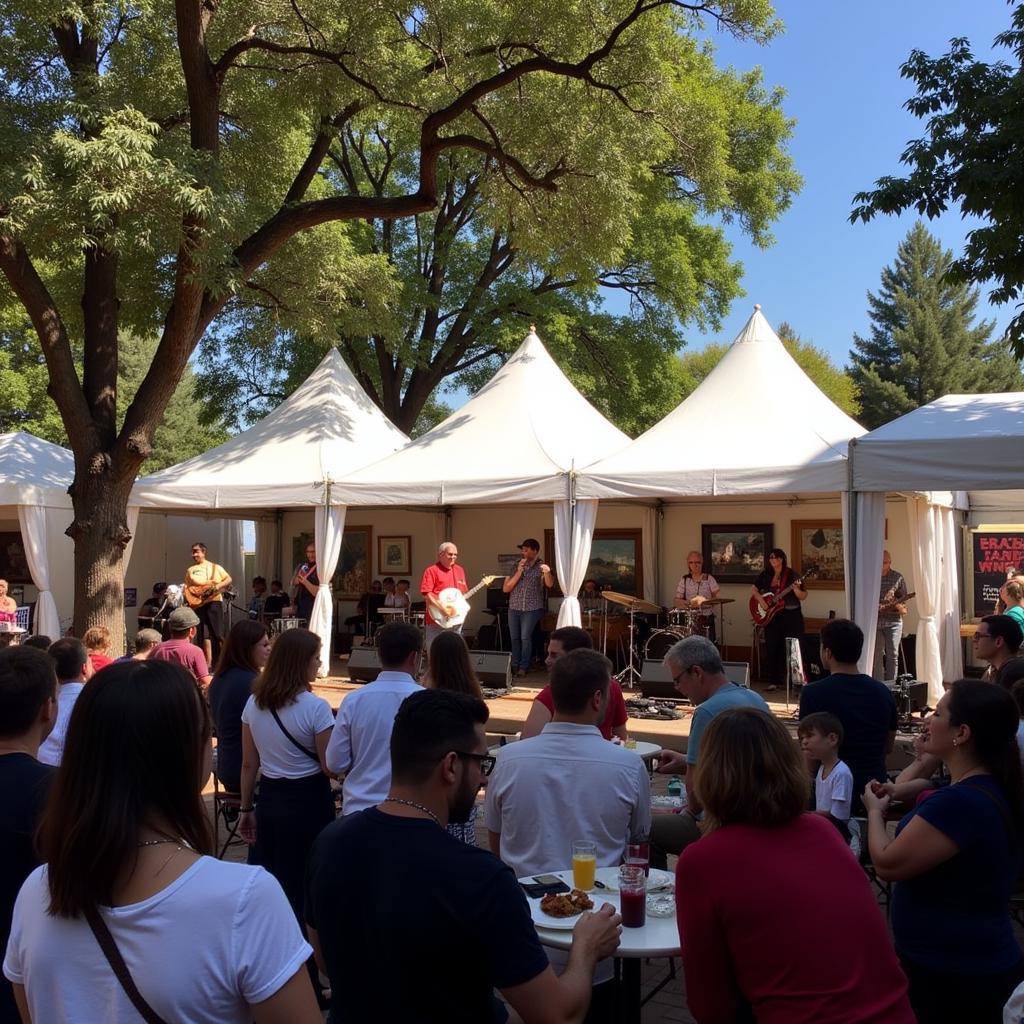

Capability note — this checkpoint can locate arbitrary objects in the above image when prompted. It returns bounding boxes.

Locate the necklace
[137,838,181,848]
[383,797,442,828]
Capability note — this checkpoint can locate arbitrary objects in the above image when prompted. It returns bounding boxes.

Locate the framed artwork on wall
[790,519,844,590]
[0,532,32,584]
[701,524,774,584]
[543,528,643,598]
[292,527,372,599]
[377,535,411,576]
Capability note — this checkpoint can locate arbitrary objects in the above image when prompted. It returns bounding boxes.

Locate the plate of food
[593,867,675,893]
[529,888,597,930]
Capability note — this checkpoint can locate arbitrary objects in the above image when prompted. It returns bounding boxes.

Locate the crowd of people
[2,554,1024,1023]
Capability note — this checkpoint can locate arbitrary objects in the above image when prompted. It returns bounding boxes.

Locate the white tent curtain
[554,498,598,628]
[937,505,964,682]
[847,491,886,675]
[310,502,346,677]
[254,519,276,586]
[907,496,944,706]
[16,505,60,639]
[123,506,141,575]
[641,506,657,604]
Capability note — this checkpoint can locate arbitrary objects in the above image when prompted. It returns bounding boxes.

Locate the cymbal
[601,591,661,614]
[694,597,735,607]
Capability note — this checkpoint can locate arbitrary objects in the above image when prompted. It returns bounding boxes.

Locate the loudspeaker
[722,661,751,687]
[470,650,512,689]
[639,659,676,699]
[347,646,381,683]
[800,633,826,682]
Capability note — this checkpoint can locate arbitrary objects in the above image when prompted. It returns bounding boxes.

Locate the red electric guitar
[749,568,818,626]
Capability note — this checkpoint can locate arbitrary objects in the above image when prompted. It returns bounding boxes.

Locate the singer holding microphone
[502,538,555,677]
[292,541,320,624]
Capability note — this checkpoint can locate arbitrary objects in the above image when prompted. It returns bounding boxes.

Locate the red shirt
[420,562,468,626]
[150,638,211,682]
[88,653,113,673]
[677,814,914,1024]
[534,680,628,740]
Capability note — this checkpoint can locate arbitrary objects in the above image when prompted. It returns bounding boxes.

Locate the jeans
[508,607,544,671]
[425,622,461,651]
[874,618,902,680]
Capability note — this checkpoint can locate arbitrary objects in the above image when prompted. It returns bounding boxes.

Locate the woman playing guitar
[750,549,807,692]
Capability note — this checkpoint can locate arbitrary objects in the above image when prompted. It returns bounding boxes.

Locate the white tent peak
[0,432,73,506]
[132,347,408,509]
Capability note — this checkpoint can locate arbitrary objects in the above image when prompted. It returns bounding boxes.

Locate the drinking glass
[618,864,646,928]
[571,840,597,890]
[626,842,650,877]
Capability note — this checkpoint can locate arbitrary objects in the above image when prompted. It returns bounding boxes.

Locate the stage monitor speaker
[471,650,512,689]
[639,658,676,699]
[722,661,751,687]
[347,646,381,683]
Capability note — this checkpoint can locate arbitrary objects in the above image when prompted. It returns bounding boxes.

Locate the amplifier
[346,646,381,683]
[471,650,512,689]
[722,661,751,688]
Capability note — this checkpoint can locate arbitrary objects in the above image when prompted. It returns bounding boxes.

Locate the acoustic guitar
[749,568,818,626]
[183,565,228,609]
[434,575,500,629]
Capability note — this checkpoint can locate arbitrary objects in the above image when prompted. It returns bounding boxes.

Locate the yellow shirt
[184,561,229,602]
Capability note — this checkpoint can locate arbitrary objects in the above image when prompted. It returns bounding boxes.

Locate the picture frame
[790,519,844,590]
[701,524,774,585]
[377,535,411,576]
[544,528,643,598]
[0,532,32,584]
[292,527,373,600]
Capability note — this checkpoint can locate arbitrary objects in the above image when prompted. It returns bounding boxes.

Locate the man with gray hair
[420,541,468,649]
[650,635,768,865]
[114,628,163,662]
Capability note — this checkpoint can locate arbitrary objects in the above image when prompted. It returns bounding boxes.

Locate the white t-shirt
[241,690,334,779]
[4,858,310,1023]
[37,681,84,767]
[815,759,854,821]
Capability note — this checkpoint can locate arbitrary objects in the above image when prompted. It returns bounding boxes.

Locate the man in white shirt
[327,621,423,814]
[38,638,92,767]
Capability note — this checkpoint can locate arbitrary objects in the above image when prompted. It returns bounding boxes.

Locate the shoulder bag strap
[269,707,320,764]
[962,776,1018,848]
[84,905,169,1024]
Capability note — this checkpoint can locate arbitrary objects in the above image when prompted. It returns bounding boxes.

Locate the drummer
[675,550,720,641]
[579,578,603,615]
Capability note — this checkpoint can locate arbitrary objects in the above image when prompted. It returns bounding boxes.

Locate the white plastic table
[520,868,680,1024]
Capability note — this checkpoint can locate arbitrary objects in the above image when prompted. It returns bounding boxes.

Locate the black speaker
[800,634,825,682]
[470,650,512,689]
[639,659,676,699]
[347,646,381,683]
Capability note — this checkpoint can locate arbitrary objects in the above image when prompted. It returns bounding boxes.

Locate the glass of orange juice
[572,840,597,890]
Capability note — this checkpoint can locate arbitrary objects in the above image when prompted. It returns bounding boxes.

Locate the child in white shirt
[798,711,854,840]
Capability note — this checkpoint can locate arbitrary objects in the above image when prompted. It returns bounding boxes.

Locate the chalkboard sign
[971,529,1024,618]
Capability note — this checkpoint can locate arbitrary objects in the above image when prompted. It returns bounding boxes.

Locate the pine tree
[850,223,1022,428]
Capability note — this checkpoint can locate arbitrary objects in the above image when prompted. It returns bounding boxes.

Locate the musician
[263,579,288,620]
[579,579,603,615]
[420,542,468,649]
[248,576,267,620]
[502,539,555,677]
[875,550,908,680]
[291,541,319,623]
[183,542,232,665]
[137,582,169,634]
[675,550,720,640]
[394,579,412,609]
[751,549,807,693]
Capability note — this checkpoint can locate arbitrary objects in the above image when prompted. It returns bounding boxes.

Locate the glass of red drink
[626,842,650,876]
[618,864,646,928]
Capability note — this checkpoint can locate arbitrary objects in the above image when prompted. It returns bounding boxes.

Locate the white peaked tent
[577,306,866,498]
[342,329,631,626]
[132,349,409,674]
[0,432,74,638]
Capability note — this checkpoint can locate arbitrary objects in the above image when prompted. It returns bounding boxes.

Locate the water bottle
[667,776,682,798]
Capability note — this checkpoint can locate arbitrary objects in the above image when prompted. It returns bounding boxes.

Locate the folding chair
[212,770,245,859]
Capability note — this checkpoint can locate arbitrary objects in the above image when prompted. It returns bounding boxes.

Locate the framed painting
[292,527,372,599]
[790,519,844,590]
[701,524,774,584]
[544,528,643,598]
[0,532,32,584]
[378,535,411,576]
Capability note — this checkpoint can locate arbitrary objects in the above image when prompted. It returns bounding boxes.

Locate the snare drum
[410,611,426,630]
[271,617,303,637]
[668,609,695,630]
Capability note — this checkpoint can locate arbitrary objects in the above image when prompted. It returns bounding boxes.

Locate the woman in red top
[676,707,913,1024]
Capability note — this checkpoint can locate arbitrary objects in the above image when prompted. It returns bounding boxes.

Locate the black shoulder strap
[962,776,1018,848]
[85,905,169,1024]
[270,707,320,764]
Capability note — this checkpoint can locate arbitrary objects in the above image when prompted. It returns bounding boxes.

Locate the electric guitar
[434,575,500,629]
[749,568,818,626]
[879,591,915,616]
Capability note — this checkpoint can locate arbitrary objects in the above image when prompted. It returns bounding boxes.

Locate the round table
[625,740,660,759]
[520,868,680,1024]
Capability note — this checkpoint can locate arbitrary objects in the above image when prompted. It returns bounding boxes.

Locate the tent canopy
[577,307,866,498]
[341,329,630,505]
[0,432,74,507]
[131,349,409,509]
[852,393,1024,492]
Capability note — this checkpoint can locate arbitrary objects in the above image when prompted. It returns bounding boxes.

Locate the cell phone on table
[532,874,563,886]
[520,876,570,898]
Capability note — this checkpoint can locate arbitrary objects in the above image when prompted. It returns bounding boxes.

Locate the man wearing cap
[502,539,555,677]
[149,607,213,690]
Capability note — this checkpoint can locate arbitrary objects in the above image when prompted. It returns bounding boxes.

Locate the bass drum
[645,627,690,661]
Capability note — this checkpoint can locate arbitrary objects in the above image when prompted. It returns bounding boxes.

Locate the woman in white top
[239,628,334,984]
[3,658,320,1023]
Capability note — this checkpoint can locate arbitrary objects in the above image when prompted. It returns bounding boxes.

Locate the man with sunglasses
[307,689,621,1024]
[973,614,1024,690]
[650,636,767,867]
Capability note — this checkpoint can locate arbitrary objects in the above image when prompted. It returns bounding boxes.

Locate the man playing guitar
[420,541,469,649]
[183,542,232,665]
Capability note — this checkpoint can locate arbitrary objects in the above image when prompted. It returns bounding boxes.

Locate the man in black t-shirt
[799,619,897,814]
[0,647,57,1024]
[306,690,621,1024]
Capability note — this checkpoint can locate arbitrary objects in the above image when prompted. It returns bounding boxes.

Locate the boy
[798,711,854,841]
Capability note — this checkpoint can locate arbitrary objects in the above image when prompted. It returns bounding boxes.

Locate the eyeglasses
[671,666,695,687]
[455,751,495,776]
[972,631,992,640]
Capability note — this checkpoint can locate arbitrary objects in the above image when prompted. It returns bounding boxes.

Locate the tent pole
[847,438,858,620]
[655,500,664,602]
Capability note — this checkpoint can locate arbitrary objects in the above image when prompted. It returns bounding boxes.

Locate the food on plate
[539,889,594,918]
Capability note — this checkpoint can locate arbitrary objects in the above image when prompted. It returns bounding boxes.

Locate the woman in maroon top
[676,707,913,1024]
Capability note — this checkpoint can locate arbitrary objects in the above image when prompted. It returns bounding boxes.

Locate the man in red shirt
[520,626,629,741]
[149,607,213,691]
[419,541,468,650]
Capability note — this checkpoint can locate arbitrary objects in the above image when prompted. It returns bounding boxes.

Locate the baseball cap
[168,607,200,630]
[518,538,540,551]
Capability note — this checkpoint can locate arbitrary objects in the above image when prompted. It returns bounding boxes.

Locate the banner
[971,528,1024,618]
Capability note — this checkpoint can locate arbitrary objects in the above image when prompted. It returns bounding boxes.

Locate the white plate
[593,866,674,893]
[528,897,589,930]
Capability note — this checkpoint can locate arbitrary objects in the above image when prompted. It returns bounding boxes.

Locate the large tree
[851,2,1024,355]
[0,0,783,638]
[849,222,1021,429]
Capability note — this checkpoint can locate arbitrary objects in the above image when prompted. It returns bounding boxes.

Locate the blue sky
[679,0,1015,364]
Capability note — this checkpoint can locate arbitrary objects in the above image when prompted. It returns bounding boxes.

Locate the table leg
[620,958,641,1024]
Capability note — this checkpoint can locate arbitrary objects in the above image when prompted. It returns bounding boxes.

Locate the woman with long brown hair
[3,659,319,1022]
[676,707,912,1024]
[750,548,807,692]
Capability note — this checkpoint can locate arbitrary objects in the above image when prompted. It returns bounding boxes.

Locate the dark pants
[901,956,1024,1024]
[763,608,803,687]
[195,600,225,661]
